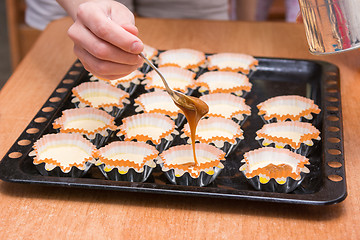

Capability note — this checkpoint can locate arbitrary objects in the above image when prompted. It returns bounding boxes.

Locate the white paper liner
[196,71,252,96]
[134,91,182,118]
[143,44,158,61]
[53,108,117,147]
[117,113,177,150]
[158,48,206,70]
[30,133,96,176]
[143,66,196,93]
[89,70,143,96]
[94,141,158,182]
[158,143,226,186]
[72,81,130,119]
[181,117,244,156]
[257,95,321,123]
[240,147,310,192]
[199,93,251,125]
[255,121,321,155]
[134,91,186,126]
[207,52,258,74]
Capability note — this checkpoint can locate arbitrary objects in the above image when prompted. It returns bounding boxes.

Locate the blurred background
[1,1,11,89]
[0,0,289,90]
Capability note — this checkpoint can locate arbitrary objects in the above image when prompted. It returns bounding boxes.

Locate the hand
[66,0,144,79]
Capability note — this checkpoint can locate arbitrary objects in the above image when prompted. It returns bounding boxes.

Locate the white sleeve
[25,0,68,30]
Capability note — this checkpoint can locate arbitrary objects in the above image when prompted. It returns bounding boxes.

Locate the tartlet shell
[71,81,130,119]
[207,53,258,74]
[94,141,158,182]
[158,143,226,186]
[117,113,176,150]
[31,133,96,176]
[158,48,206,69]
[196,71,252,97]
[199,93,251,125]
[53,108,117,147]
[240,147,310,192]
[257,95,321,122]
[256,121,321,155]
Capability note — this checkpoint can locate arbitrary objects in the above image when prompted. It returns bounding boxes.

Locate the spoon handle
[139,53,177,100]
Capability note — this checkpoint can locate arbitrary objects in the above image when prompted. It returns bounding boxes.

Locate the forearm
[56,0,112,20]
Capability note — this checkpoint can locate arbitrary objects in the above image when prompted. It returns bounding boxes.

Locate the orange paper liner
[257,95,321,121]
[158,48,206,69]
[91,69,143,86]
[72,81,129,109]
[256,122,321,149]
[241,148,309,182]
[118,113,176,145]
[159,143,226,178]
[53,108,117,136]
[196,71,252,94]
[93,141,158,172]
[144,66,196,92]
[207,53,258,74]
[32,133,96,172]
[134,91,182,117]
[143,44,158,60]
[199,93,251,119]
[183,117,243,144]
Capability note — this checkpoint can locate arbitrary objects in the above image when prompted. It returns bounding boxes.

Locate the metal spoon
[139,52,197,110]
[139,52,209,166]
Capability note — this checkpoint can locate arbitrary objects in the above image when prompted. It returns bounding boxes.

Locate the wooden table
[0,17,359,239]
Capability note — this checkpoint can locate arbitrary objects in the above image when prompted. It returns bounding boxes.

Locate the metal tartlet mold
[158,163,224,187]
[96,165,154,182]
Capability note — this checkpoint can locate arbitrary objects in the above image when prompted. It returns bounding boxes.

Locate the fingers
[67,1,145,78]
[74,44,143,80]
[68,22,142,65]
[121,23,139,37]
[76,3,143,54]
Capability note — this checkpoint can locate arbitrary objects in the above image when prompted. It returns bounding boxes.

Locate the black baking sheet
[0,57,346,205]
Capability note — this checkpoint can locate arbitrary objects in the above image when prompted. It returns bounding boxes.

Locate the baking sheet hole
[328,137,340,143]
[49,97,61,103]
[26,128,39,134]
[328,161,342,168]
[327,88,338,93]
[56,88,68,93]
[8,152,22,159]
[328,175,343,182]
[326,97,338,102]
[328,126,340,132]
[63,79,74,84]
[328,149,341,155]
[69,71,80,76]
[326,80,337,85]
[34,117,47,123]
[42,107,54,113]
[327,106,339,111]
[327,116,339,122]
[74,62,83,67]
[18,139,31,146]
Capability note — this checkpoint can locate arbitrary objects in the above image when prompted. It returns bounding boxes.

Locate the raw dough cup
[158,143,226,187]
[94,141,158,182]
[240,147,310,193]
